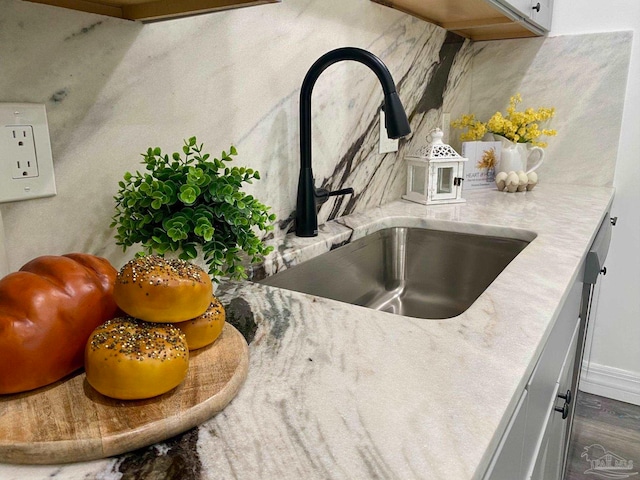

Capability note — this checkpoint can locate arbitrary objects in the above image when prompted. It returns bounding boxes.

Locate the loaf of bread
[85,317,189,400]
[176,296,226,350]
[0,253,119,394]
[113,256,212,323]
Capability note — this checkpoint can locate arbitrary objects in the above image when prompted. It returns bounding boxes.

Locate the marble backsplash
[0,0,631,274]
[455,31,632,187]
[0,0,472,273]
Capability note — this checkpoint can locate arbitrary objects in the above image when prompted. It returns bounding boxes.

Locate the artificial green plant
[111,137,275,280]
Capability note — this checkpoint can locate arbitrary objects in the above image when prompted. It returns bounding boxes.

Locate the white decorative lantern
[402,128,467,205]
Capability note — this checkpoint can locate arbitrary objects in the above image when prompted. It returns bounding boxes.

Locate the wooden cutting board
[0,323,249,465]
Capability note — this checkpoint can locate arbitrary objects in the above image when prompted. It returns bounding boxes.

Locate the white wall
[551,1,640,405]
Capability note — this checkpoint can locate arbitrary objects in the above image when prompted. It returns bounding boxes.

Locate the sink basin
[260,226,531,319]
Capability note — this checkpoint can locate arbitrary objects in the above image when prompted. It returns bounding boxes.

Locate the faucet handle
[327,187,355,197]
[315,187,355,205]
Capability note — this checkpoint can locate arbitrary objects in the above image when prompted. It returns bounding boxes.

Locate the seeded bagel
[114,256,212,323]
[85,317,189,400]
[175,296,226,350]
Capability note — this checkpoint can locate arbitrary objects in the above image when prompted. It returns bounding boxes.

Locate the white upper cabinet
[494,0,536,20]
[529,0,554,31]
[371,0,554,40]
[494,0,554,31]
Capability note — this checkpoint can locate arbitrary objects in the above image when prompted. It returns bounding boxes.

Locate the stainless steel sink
[260,226,531,319]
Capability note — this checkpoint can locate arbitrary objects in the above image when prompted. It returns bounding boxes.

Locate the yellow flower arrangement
[451,94,557,147]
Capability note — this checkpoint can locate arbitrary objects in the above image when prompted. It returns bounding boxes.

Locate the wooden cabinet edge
[370,0,545,41]
[440,16,512,30]
[24,0,125,18]
[23,0,280,21]
[453,25,538,42]
[123,0,279,22]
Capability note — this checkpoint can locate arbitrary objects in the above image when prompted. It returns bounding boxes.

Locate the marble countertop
[0,184,614,480]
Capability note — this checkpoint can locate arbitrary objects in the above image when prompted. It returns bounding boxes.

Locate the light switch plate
[0,103,56,203]
[378,109,399,154]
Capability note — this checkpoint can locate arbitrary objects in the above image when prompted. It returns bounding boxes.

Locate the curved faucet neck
[299,47,399,170]
[296,47,410,237]
[301,47,399,98]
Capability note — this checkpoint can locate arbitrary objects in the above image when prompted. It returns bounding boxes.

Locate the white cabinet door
[493,0,532,19]
[489,0,552,33]
[483,390,528,480]
[545,319,580,479]
[522,280,580,470]
[526,320,580,480]
[529,0,553,30]
[483,278,582,480]
[527,382,561,480]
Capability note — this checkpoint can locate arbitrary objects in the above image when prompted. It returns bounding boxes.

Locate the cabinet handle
[601,267,607,276]
[554,402,569,419]
[611,216,618,226]
[558,390,572,405]
[532,2,541,12]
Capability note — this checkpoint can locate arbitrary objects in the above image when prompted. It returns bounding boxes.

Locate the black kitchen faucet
[295,47,411,237]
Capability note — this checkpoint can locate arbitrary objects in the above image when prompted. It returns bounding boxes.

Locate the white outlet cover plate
[379,109,399,154]
[441,112,451,144]
[0,103,56,203]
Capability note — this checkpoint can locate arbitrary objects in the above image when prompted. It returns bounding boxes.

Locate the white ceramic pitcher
[497,136,544,174]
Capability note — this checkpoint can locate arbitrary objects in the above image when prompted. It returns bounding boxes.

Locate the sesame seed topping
[195,297,224,320]
[90,317,187,360]
[117,255,208,288]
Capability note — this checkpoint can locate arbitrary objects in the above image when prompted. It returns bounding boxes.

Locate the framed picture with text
[461,141,501,191]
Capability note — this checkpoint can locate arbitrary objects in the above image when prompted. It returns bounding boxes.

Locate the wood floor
[565,391,640,479]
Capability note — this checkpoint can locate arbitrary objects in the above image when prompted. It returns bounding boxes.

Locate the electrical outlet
[7,126,39,179]
[0,103,55,203]
[442,112,451,144]
[379,109,399,154]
